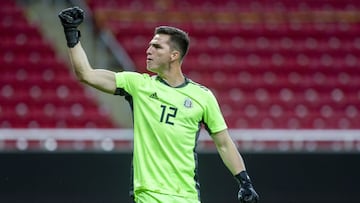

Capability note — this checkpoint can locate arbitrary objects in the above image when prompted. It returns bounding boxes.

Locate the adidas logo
[149,92,159,99]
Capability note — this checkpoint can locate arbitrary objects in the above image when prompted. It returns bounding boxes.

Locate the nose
[146,46,152,55]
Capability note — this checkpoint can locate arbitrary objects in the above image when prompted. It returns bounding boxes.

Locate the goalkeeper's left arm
[212,129,259,203]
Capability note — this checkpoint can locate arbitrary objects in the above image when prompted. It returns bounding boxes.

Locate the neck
[158,64,185,87]
[159,72,185,87]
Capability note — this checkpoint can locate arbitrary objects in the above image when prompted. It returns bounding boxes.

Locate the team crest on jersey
[184,98,193,108]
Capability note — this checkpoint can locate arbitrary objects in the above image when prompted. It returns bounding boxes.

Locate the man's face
[146,34,172,73]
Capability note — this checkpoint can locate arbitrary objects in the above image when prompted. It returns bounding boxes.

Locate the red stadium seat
[86,0,360,129]
[0,1,117,128]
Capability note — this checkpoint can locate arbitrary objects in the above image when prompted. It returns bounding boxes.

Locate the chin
[147,66,158,73]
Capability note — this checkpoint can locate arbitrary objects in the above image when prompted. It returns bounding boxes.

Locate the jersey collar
[156,75,189,88]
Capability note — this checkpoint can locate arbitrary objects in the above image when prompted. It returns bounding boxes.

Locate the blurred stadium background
[1,0,360,202]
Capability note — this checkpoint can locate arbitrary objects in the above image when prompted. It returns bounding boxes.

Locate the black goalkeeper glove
[235,171,259,203]
[58,6,84,48]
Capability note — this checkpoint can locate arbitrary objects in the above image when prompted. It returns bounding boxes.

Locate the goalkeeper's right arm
[58,6,117,94]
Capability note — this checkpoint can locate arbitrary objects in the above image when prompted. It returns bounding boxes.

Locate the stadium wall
[0,152,359,203]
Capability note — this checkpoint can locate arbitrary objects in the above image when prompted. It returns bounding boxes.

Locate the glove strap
[64,28,81,48]
[234,170,252,187]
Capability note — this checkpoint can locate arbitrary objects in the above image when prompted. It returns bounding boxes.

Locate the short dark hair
[155,26,190,60]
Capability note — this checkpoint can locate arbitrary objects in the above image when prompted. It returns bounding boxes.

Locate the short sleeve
[203,91,228,134]
[114,72,148,94]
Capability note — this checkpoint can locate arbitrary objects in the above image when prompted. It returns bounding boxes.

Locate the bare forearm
[67,42,117,94]
[68,42,93,82]
[213,130,246,175]
[216,138,246,175]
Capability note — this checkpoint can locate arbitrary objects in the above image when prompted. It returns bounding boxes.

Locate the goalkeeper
[58,6,259,203]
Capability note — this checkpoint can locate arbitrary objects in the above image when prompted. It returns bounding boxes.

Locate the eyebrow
[149,42,162,48]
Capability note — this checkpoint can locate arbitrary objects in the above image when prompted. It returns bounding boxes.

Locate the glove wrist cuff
[64,28,81,48]
[234,170,252,187]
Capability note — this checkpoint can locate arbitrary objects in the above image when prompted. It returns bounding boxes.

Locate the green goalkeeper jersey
[114,72,227,200]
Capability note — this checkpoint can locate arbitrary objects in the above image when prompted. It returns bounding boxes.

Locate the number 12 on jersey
[160,105,178,125]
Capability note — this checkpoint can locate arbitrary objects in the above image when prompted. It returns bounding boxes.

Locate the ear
[170,50,180,61]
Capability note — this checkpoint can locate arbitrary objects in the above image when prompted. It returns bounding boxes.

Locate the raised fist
[58,6,84,29]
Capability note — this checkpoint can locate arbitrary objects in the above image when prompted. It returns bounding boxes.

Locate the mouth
[146,58,153,64]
